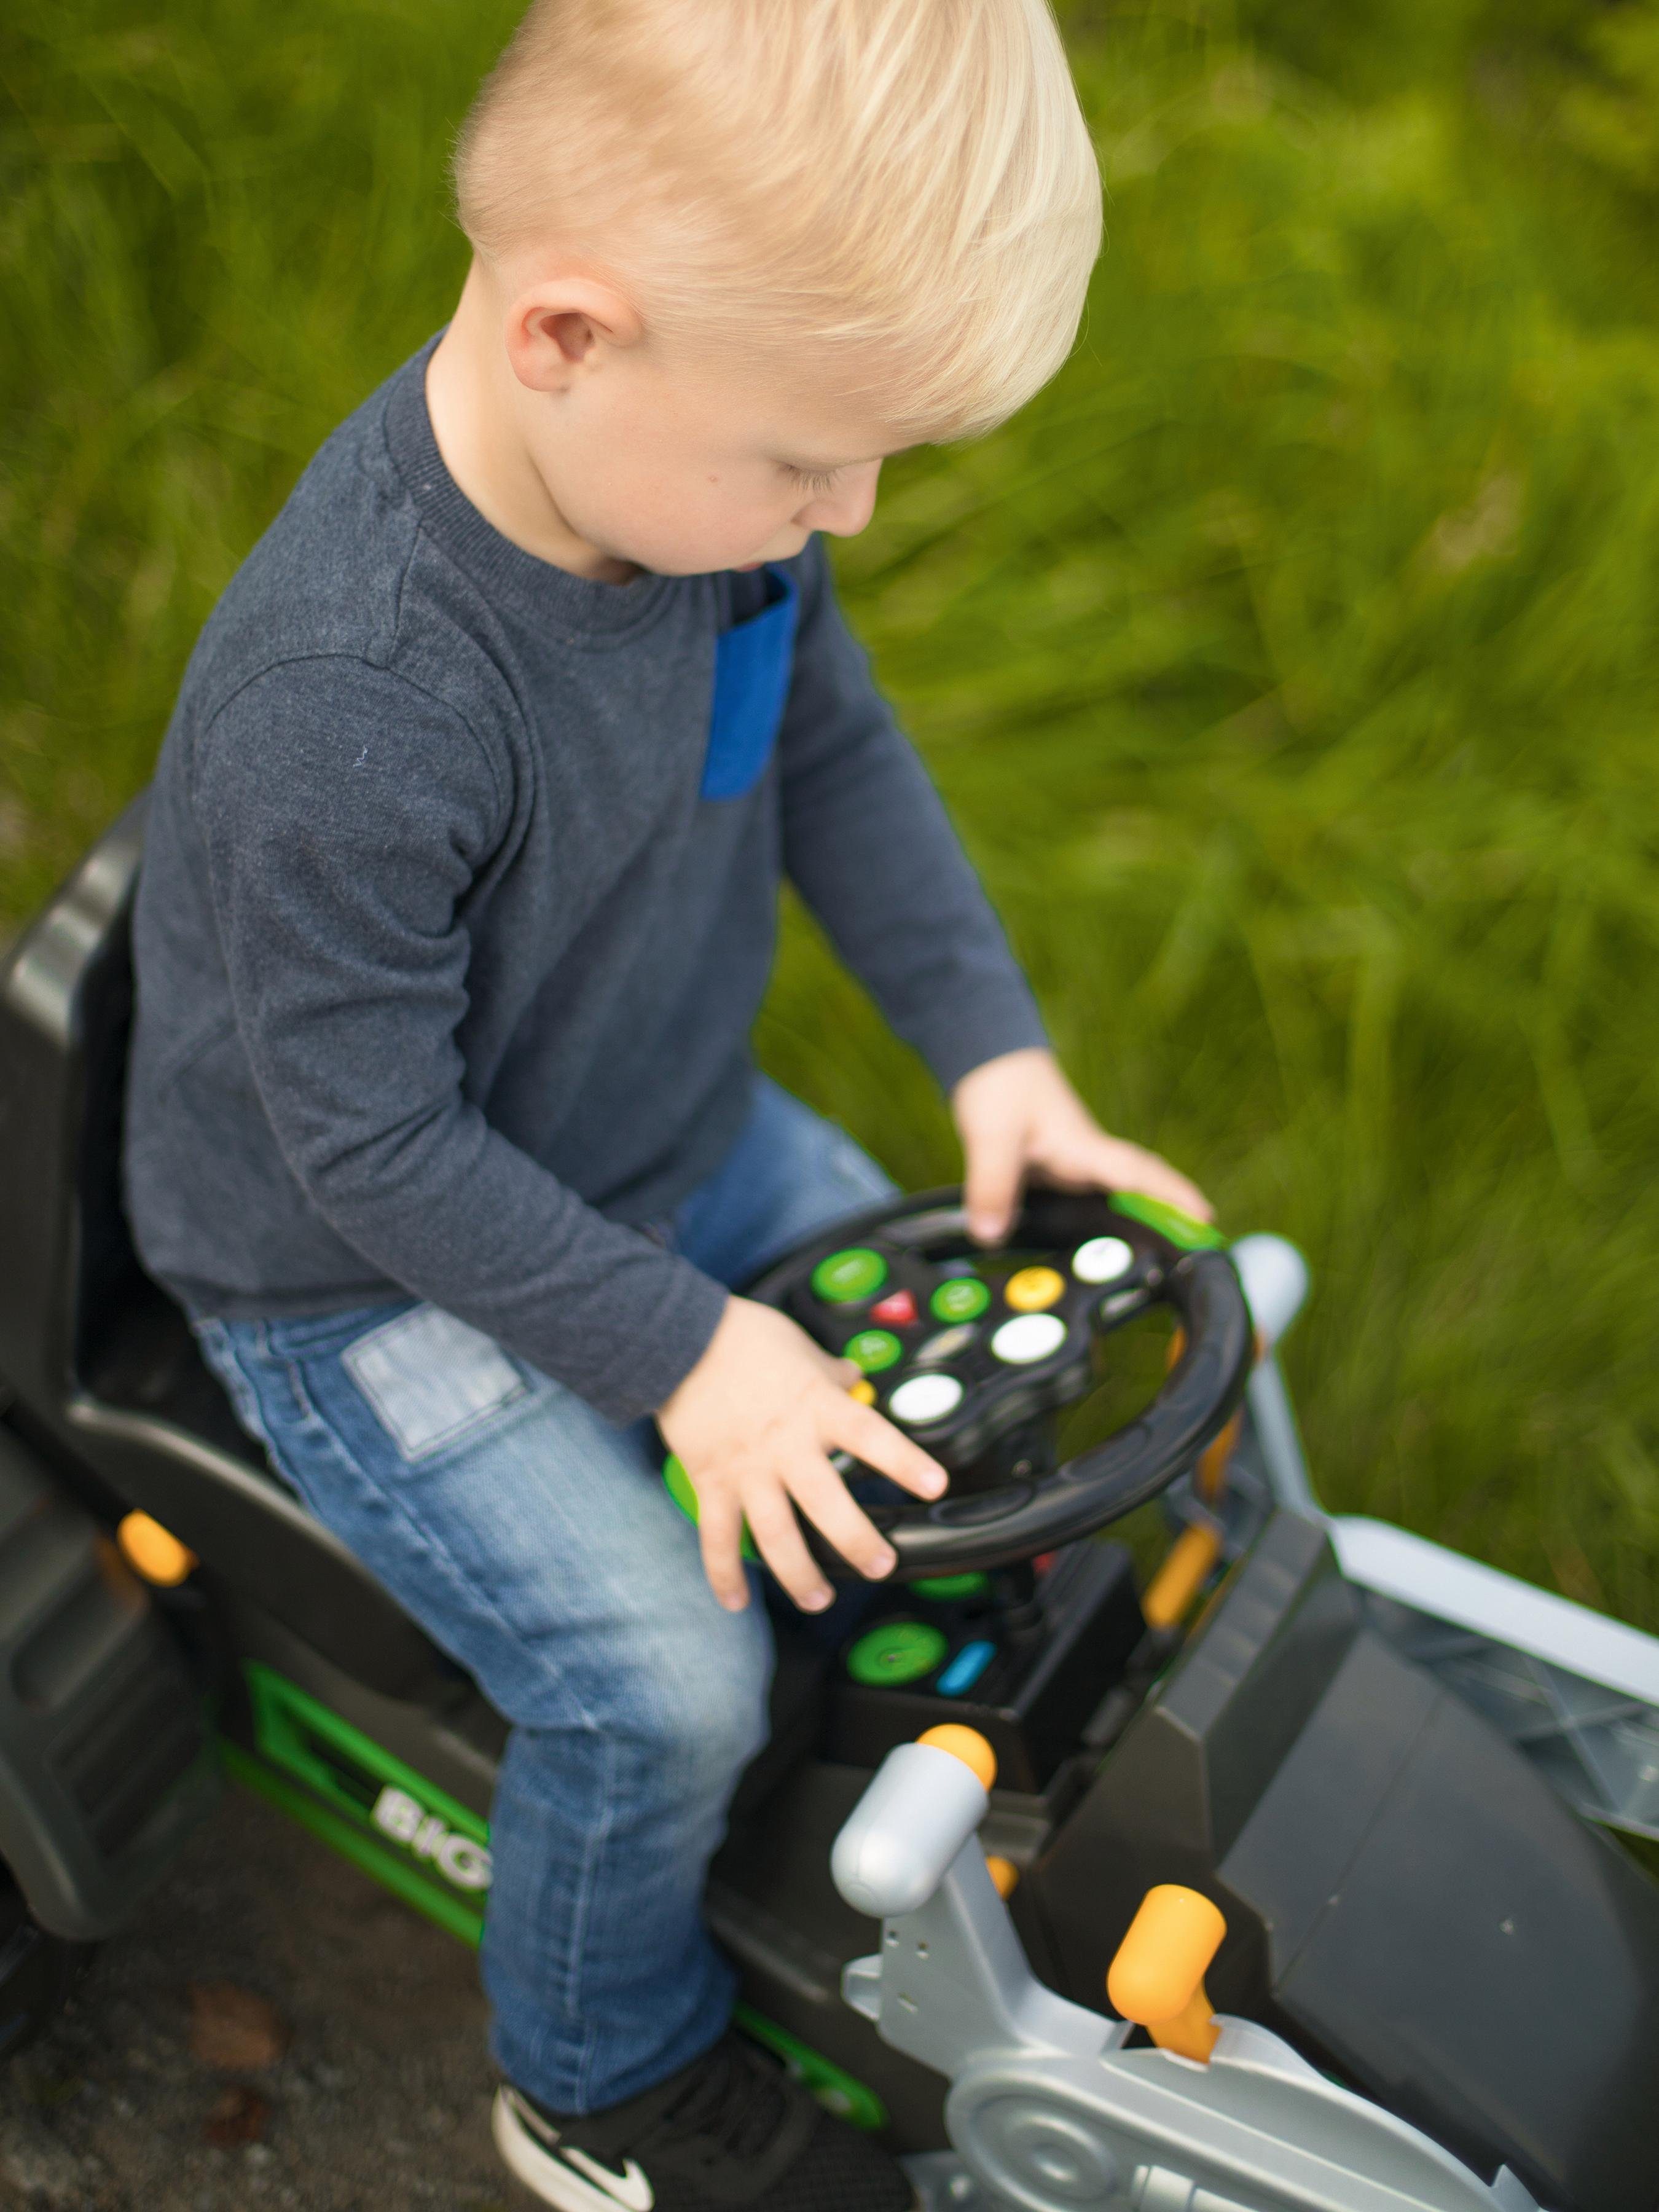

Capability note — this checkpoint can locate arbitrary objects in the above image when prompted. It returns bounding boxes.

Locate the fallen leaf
[188,1982,291,2071]
[202,2083,270,2148]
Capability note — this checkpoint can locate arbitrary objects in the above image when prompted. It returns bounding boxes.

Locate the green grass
[6,0,1659,1628]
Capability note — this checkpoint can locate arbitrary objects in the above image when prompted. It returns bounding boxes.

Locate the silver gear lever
[833,1726,1548,2212]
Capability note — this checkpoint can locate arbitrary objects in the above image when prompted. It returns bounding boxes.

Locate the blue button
[936,1639,997,1698]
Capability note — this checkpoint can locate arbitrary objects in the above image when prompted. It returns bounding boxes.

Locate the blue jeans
[194,1078,895,2115]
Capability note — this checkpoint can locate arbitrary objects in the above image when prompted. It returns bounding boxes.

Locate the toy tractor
[1,799,1657,2210]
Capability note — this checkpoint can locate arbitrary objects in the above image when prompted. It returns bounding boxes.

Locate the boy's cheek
[558,438,797,574]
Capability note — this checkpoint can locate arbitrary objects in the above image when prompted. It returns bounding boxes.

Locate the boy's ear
[504,278,645,394]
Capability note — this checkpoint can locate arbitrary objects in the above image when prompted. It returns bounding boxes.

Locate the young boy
[124,2,1209,2203]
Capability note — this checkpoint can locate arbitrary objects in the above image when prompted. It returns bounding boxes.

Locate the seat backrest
[0,798,147,1411]
[0,798,461,1705]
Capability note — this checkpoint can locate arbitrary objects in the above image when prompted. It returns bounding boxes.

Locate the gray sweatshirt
[124,338,1046,1424]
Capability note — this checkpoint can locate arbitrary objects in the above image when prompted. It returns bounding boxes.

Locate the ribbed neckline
[382,333,680,641]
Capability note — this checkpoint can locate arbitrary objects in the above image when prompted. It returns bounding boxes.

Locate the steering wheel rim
[743,1185,1253,1577]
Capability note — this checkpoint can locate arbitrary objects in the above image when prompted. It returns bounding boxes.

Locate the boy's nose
[804,462,882,538]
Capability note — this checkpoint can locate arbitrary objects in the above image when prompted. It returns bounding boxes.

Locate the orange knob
[1105,1885,1225,2064]
[117,1512,197,1587]
[917,1725,997,1790]
[985,1854,1019,1899]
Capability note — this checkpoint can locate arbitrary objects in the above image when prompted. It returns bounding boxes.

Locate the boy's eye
[783,463,842,498]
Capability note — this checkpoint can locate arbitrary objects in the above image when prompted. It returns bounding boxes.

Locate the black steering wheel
[744,1186,1253,1577]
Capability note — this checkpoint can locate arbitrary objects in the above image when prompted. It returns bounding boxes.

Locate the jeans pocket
[340,1304,530,1462]
[260,1301,416,1359]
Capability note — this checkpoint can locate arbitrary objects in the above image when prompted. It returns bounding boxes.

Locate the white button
[989,1313,1067,1365]
[887,1373,964,1425]
[1072,1236,1135,1285]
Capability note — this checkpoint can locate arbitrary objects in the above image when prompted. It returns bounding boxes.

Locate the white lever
[831,1739,989,1918]
[1230,1233,1309,1351]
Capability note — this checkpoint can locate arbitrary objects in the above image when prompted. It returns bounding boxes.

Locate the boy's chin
[608,531,809,578]
[732,535,810,573]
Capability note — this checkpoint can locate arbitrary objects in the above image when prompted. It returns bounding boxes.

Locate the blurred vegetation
[4,0,1659,1626]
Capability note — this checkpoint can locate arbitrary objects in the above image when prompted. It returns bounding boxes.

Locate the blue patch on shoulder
[700,565,800,801]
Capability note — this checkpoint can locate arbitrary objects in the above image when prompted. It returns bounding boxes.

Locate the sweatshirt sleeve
[775,539,1049,1091]
[189,657,726,1424]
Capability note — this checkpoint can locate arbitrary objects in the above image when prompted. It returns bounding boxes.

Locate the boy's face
[505,287,911,577]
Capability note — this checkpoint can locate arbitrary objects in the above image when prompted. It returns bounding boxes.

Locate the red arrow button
[869,1289,918,1328]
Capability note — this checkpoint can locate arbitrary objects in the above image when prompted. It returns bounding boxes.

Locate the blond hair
[454,0,1102,441]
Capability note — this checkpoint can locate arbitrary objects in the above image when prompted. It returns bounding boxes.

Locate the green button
[913,1573,991,1602]
[843,1328,903,1373]
[930,1276,990,1323]
[846,1619,949,1686]
[812,1247,889,1303]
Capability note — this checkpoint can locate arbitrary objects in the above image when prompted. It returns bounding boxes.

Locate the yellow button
[1004,1266,1065,1312]
[849,1378,877,1405]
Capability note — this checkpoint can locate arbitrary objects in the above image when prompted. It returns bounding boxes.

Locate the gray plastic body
[1228,1235,1659,1841]
[837,1741,1548,2212]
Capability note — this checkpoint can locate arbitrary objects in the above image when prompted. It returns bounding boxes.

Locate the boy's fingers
[696,1492,750,1614]
[830,1398,948,1501]
[742,1486,833,1614]
[962,1124,1026,1244]
[785,1456,897,1582]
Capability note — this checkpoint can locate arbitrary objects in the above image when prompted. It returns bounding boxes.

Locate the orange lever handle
[1142,1522,1223,1630]
[1105,1885,1225,2063]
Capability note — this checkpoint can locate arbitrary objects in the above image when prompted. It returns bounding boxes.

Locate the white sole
[492,2089,646,2212]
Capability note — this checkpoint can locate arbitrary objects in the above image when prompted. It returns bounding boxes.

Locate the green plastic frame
[228,1665,887,2128]
[232,1661,490,1945]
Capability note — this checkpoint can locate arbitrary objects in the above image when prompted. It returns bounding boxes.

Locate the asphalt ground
[0,1786,516,2211]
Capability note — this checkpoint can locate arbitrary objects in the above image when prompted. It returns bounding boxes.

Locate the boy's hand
[953,1046,1212,1244]
[658,1297,947,1614]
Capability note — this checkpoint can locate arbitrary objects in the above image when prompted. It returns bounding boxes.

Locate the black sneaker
[492,2030,914,2212]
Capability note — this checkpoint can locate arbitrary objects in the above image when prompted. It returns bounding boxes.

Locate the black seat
[0,794,463,1704]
